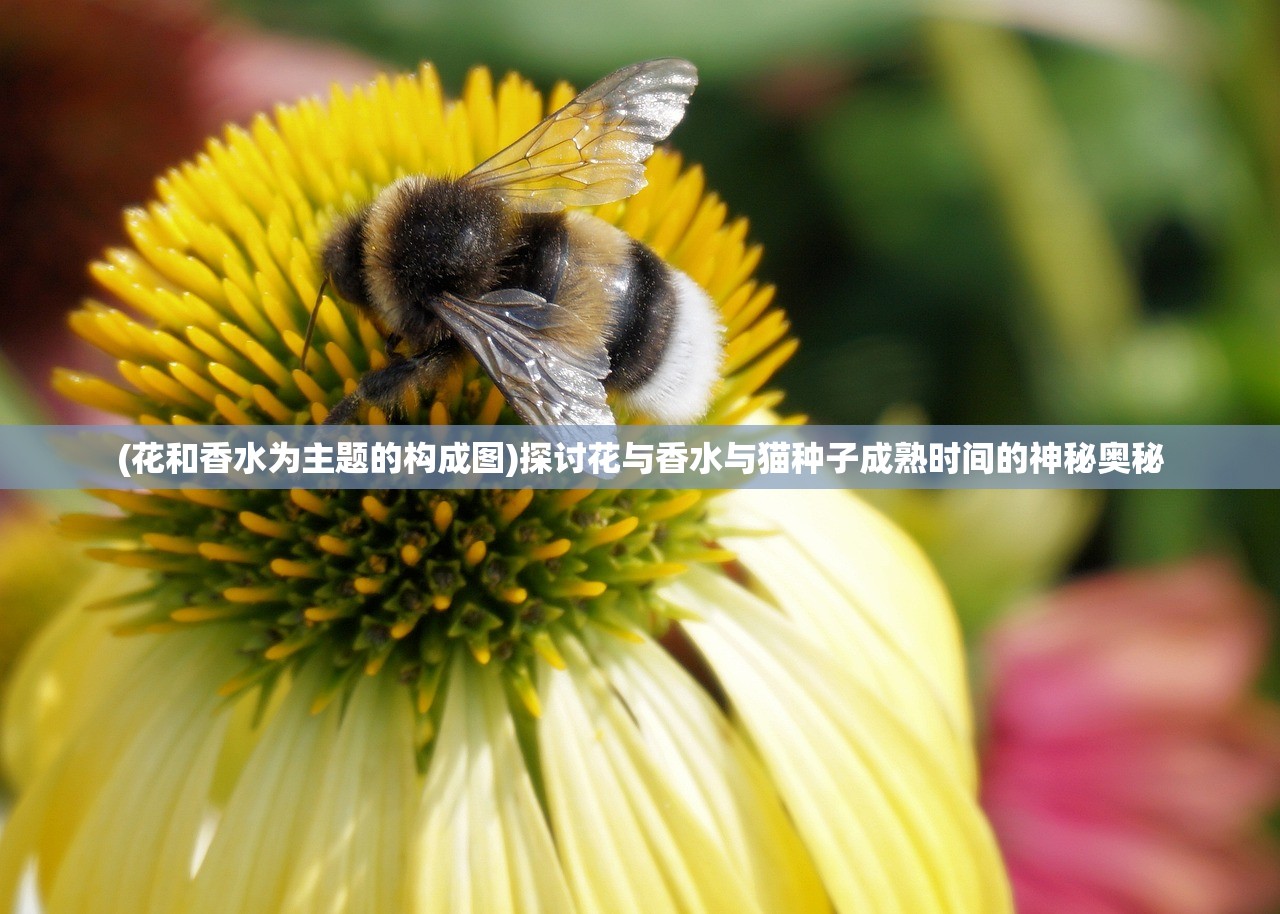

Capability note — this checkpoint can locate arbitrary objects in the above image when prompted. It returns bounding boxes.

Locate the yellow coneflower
[0,64,1011,913]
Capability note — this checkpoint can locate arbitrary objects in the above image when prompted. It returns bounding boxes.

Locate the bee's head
[321,209,374,309]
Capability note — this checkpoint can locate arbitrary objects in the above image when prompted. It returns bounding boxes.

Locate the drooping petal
[44,669,230,914]
[276,673,417,914]
[183,664,402,914]
[0,627,240,913]
[670,566,1010,914]
[2,568,154,789]
[413,657,576,914]
[588,632,829,914]
[714,489,974,784]
[714,488,972,755]
[538,636,766,914]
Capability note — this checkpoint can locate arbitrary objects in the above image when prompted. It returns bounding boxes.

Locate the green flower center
[55,64,789,729]
[77,474,720,718]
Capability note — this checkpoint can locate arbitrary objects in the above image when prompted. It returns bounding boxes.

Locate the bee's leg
[323,339,460,424]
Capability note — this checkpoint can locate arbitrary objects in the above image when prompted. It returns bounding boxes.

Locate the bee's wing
[463,59,698,212]
[434,290,616,443]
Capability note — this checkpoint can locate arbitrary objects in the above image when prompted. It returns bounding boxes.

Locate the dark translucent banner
[0,424,1267,490]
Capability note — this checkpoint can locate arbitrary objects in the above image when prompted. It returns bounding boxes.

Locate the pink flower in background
[186,21,382,132]
[980,560,1280,914]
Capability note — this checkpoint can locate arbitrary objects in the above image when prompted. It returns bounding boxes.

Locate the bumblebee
[305,59,721,437]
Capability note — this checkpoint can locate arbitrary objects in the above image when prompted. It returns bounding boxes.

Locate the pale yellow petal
[0,628,238,912]
[539,637,765,914]
[278,673,416,914]
[715,488,972,749]
[413,659,576,914]
[714,489,975,784]
[0,509,93,708]
[671,566,1011,914]
[3,568,153,790]
[45,655,232,914]
[185,666,343,914]
[588,632,829,914]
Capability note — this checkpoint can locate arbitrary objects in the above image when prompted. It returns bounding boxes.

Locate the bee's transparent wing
[434,290,615,443]
[463,59,697,212]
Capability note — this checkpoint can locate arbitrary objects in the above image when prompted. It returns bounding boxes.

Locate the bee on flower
[1,60,1010,913]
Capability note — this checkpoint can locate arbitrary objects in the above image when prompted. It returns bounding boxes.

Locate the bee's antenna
[301,277,329,366]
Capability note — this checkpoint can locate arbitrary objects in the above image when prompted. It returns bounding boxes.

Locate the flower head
[3,63,1009,912]
[981,560,1280,914]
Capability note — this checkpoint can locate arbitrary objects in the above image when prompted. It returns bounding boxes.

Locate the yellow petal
[671,566,1011,914]
[538,637,765,914]
[0,629,240,911]
[2,568,150,790]
[184,666,345,914]
[588,633,828,913]
[413,659,576,914]
[714,488,975,784]
[277,674,416,914]
[715,488,972,750]
[45,670,230,914]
